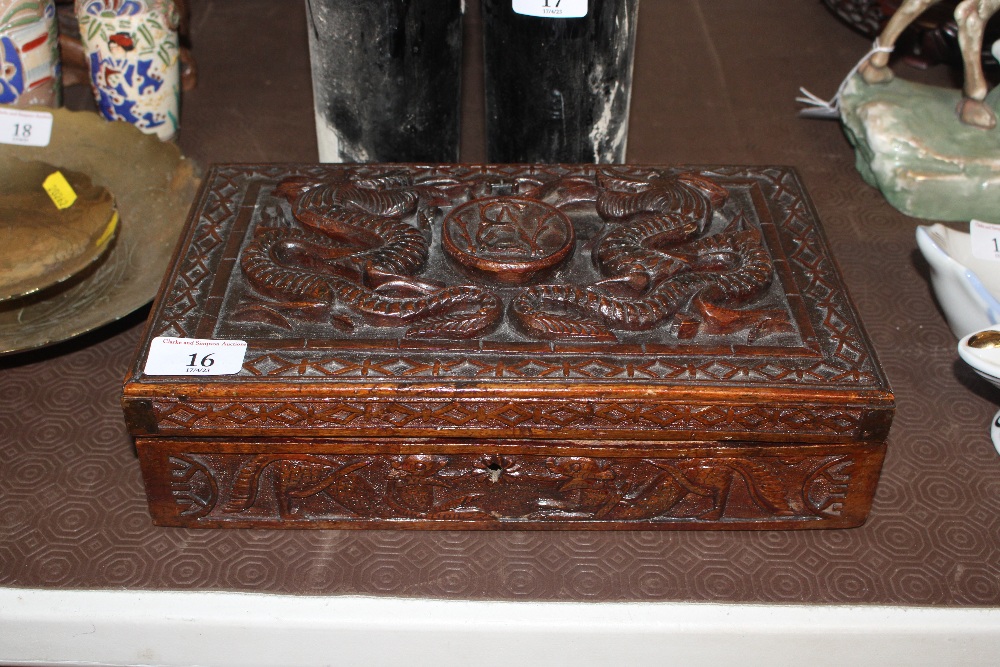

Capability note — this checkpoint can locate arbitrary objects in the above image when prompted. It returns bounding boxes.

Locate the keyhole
[486,461,503,483]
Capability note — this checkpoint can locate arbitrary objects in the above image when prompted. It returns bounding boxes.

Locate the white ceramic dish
[916,223,1000,339]
[958,325,1000,454]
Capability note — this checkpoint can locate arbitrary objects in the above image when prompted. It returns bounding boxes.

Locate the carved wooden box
[122,164,894,530]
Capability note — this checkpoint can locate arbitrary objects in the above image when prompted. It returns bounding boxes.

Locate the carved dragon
[534,456,801,521]
[223,454,374,519]
[511,170,789,342]
[212,452,850,523]
[239,172,503,339]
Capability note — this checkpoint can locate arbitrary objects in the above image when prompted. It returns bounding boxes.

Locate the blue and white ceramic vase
[75,0,180,140]
[0,0,60,107]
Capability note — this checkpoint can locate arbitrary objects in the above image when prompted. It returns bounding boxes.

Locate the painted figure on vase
[75,0,180,140]
[88,30,166,131]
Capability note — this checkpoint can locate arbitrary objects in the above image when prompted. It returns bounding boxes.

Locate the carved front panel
[126,164,893,441]
[139,439,886,529]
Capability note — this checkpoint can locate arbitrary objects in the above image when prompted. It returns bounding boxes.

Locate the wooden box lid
[122,164,893,444]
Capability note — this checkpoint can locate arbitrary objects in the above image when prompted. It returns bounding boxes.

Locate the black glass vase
[305,0,463,163]
[482,0,640,163]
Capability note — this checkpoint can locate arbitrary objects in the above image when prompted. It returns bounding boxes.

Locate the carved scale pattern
[156,450,864,527]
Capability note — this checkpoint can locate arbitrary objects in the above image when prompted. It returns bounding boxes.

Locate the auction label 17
[512,0,587,18]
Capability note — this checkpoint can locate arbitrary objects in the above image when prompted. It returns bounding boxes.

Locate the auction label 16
[144,337,248,376]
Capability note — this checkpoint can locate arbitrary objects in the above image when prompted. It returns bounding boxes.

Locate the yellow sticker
[96,211,119,247]
[42,171,78,210]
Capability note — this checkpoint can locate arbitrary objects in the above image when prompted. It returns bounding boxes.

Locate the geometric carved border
[145,397,888,442]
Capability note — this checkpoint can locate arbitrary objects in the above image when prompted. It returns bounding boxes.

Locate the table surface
[2,0,999,606]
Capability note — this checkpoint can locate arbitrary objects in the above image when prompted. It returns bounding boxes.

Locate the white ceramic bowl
[958,326,1000,454]
[916,223,1000,339]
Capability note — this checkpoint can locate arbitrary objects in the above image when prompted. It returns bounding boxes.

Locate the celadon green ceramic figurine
[817,0,1000,222]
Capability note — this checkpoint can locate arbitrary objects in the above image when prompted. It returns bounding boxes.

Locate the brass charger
[0,106,200,355]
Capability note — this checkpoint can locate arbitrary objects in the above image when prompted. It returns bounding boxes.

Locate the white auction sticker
[0,107,53,147]
[512,0,587,18]
[144,337,248,376]
[970,219,1000,262]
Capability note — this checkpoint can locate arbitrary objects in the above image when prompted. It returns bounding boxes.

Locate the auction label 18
[0,107,53,147]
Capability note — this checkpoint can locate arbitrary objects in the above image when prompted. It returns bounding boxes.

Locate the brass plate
[0,160,119,302]
[0,106,200,355]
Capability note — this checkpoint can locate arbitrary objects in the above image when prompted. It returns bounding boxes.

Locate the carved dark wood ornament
[140,441,884,529]
[231,168,787,343]
[124,164,894,529]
